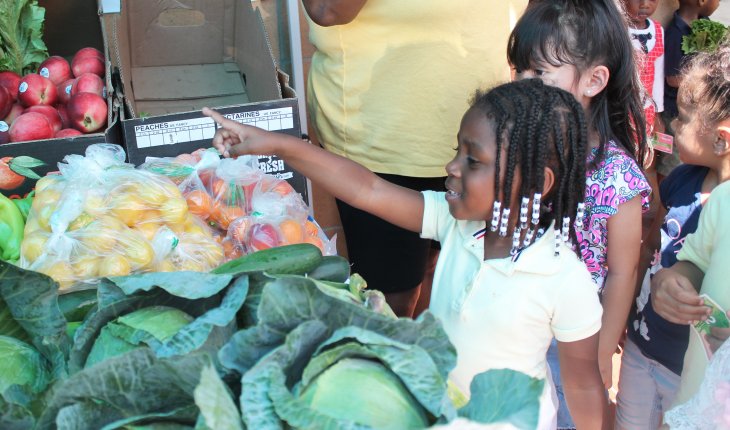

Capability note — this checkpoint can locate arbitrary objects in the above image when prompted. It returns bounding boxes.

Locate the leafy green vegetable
[0,0,48,75]
[297,358,429,429]
[38,348,209,430]
[193,365,243,430]
[85,306,194,368]
[70,272,248,372]
[457,369,544,430]
[682,19,729,54]
[221,275,456,429]
[0,262,69,379]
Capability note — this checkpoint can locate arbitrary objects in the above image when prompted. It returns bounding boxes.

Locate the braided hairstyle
[471,79,587,253]
[507,0,648,169]
[678,41,730,130]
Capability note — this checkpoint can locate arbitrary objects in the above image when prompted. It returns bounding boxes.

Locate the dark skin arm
[558,333,608,430]
[301,0,368,27]
[650,261,709,324]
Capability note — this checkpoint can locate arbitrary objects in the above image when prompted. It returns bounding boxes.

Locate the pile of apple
[0,47,108,144]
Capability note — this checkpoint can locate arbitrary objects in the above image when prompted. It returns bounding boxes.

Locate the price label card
[652,132,674,154]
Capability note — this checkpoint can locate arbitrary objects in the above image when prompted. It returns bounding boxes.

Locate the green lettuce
[682,19,729,54]
[0,0,48,75]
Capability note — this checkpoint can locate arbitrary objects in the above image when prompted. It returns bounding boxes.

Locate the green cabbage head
[85,306,193,367]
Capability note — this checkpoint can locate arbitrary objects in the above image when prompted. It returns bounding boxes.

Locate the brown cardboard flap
[235,0,281,101]
[128,0,228,67]
[131,64,245,100]
[135,94,249,116]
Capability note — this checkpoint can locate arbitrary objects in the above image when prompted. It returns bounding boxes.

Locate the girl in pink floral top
[509,1,652,427]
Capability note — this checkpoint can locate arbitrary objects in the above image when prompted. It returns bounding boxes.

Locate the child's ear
[542,167,556,195]
[715,123,730,156]
[583,65,609,97]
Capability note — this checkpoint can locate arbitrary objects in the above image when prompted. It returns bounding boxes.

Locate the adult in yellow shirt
[303,0,528,316]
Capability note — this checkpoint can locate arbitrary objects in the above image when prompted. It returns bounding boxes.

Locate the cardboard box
[0,0,122,198]
[103,0,308,202]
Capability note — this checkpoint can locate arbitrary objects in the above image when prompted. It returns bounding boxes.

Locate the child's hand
[650,268,709,324]
[202,107,272,158]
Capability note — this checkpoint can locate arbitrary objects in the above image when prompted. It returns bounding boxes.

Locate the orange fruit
[271,180,294,197]
[213,205,245,230]
[304,220,319,237]
[174,153,198,165]
[230,217,250,246]
[278,219,304,244]
[304,235,324,252]
[185,190,214,219]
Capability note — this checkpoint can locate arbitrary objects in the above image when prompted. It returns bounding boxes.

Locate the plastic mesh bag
[20,144,224,290]
[664,339,730,429]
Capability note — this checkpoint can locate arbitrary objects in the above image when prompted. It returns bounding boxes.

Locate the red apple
[71,55,104,78]
[0,71,21,100]
[56,104,70,129]
[4,103,23,124]
[55,128,82,138]
[38,56,73,85]
[0,121,9,144]
[18,74,58,107]
[0,86,11,119]
[8,112,54,142]
[248,223,281,251]
[24,105,62,133]
[73,47,104,61]
[57,78,75,104]
[67,92,107,133]
[71,73,104,97]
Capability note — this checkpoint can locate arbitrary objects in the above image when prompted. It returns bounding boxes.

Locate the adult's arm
[301,0,368,27]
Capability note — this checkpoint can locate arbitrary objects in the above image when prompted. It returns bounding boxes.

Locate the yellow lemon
[83,191,108,217]
[31,189,62,212]
[79,219,120,254]
[21,231,48,262]
[153,258,176,272]
[110,195,149,227]
[98,254,131,277]
[160,197,188,225]
[73,256,100,279]
[134,223,161,241]
[68,213,95,231]
[24,217,43,234]
[44,261,76,290]
[122,231,155,270]
[176,259,206,272]
[35,205,55,231]
[34,175,60,193]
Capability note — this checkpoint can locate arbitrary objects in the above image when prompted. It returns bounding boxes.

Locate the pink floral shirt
[577,140,651,292]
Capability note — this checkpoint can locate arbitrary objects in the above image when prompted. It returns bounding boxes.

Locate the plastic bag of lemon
[19,144,224,291]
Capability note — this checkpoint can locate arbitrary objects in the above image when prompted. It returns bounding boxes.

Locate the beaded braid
[470,79,587,257]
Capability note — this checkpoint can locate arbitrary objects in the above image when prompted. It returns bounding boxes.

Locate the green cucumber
[306,255,351,282]
[211,243,323,276]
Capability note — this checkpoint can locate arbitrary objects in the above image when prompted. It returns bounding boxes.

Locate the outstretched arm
[203,107,425,233]
[301,0,368,27]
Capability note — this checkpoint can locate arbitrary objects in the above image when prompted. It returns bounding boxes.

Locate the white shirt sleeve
[653,51,665,113]
[551,257,603,342]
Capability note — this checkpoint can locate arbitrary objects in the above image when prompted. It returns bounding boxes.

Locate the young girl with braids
[203,79,608,429]
[508,1,652,427]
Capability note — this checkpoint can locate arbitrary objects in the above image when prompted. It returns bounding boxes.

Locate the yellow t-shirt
[306,0,528,177]
[673,180,730,406]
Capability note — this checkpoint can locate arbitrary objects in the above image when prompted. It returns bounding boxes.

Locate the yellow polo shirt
[420,190,603,429]
[306,0,528,177]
